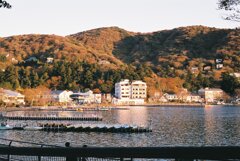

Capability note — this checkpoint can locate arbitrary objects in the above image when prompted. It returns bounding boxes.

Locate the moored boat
[0,124,12,130]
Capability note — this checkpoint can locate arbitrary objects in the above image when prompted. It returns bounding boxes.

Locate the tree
[218,0,240,22]
[221,73,240,95]
[23,86,52,106]
[0,0,11,8]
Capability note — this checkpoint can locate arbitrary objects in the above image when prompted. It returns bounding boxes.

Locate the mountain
[69,26,136,56]
[0,26,240,73]
[70,26,238,61]
[0,26,239,93]
[0,34,124,70]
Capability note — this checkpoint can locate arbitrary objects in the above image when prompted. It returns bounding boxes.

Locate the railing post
[7,141,12,161]
[81,145,87,161]
[65,142,78,161]
[38,145,43,161]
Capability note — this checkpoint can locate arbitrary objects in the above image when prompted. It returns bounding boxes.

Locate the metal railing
[1,138,240,161]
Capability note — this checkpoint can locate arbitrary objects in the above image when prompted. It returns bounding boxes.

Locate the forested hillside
[0,26,239,96]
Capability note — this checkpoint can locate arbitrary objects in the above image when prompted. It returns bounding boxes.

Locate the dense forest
[0,26,240,96]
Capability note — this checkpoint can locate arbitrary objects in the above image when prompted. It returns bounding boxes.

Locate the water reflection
[116,106,148,126]
[1,106,240,147]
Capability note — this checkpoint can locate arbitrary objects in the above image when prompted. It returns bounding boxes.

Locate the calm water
[1,105,240,147]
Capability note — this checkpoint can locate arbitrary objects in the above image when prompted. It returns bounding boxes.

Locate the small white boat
[0,125,13,130]
[24,126,43,131]
[113,124,122,129]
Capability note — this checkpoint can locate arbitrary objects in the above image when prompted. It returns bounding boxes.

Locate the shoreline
[1,103,240,112]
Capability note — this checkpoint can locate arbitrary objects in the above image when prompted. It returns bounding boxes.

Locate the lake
[1,105,240,147]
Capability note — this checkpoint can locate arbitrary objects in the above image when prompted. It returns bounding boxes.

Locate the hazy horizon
[0,0,239,37]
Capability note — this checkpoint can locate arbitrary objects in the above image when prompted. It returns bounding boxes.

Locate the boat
[0,124,12,130]
[24,126,43,131]
[76,108,83,112]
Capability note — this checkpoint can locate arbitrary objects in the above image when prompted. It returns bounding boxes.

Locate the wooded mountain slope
[0,26,239,71]
[69,26,240,72]
[0,26,239,94]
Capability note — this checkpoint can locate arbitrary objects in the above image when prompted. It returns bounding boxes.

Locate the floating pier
[40,123,152,133]
[3,116,102,121]
[0,123,152,133]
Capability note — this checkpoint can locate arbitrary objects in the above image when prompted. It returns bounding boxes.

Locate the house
[101,93,112,103]
[98,60,110,65]
[198,88,224,103]
[51,90,73,103]
[233,98,240,104]
[191,67,199,74]
[215,59,223,64]
[11,58,18,64]
[216,64,223,69]
[230,73,240,78]
[148,92,163,103]
[25,57,38,62]
[159,95,168,102]
[0,89,25,105]
[70,90,102,104]
[164,93,178,102]
[114,79,147,105]
[215,58,224,69]
[185,94,202,103]
[203,65,212,71]
[46,57,54,63]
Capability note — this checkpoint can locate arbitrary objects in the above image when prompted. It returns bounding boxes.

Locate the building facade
[70,90,102,104]
[131,80,147,99]
[51,90,73,103]
[0,89,25,105]
[198,88,224,103]
[114,79,147,105]
[115,79,131,99]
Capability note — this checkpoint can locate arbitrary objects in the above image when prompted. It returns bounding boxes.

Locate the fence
[1,138,240,161]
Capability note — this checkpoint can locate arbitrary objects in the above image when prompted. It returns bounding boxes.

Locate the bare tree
[0,0,11,9]
[218,0,240,22]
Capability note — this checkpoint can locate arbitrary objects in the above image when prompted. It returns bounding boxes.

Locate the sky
[0,0,239,37]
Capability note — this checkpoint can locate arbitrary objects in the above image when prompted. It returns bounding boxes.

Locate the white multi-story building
[131,80,147,99]
[114,79,147,105]
[115,79,131,99]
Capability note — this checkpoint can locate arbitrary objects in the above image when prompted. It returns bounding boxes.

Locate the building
[101,93,112,103]
[115,79,131,99]
[203,65,212,71]
[25,57,38,62]
[98,60,110,65]
[51,90,73,103]
[114,79,147,105]
[198,88,224,103]
[158,92,202,103]
[46,57,54,63]
[191,67,199,74]
[216,63,223,69]
[184,94,202,103]
[70,90,101,104]
[215,59,224,70]
[164,93,178,102]
[230,73,240,78]
[0,89,25,105]
[131,80,147,99]
[215,59,223,64]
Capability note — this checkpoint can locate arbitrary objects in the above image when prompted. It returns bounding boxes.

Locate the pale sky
[0,0,239,37]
